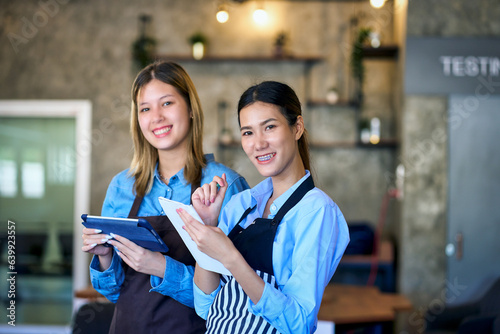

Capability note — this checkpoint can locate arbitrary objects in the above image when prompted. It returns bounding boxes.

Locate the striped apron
[206,175,315,334]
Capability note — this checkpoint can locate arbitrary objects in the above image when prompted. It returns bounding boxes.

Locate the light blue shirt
[89,154,249,307]
[193,171,350,334]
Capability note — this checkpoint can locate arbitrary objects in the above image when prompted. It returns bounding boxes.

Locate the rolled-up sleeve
[89,251,125,303]
[150,255,196,308]
[193,281,222,320]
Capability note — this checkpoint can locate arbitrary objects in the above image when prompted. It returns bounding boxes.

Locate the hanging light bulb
[370,0,385,8]
[216,5,229,23]
[253,7,268,25]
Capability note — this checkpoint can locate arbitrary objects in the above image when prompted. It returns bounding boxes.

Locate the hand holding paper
[177,207,238,271]
[158,197,231,276]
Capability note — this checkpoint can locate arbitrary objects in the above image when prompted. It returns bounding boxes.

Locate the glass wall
[0,117,76,325]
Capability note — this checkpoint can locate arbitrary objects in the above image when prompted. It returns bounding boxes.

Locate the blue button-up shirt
[90,154,249,307]
[193,171,350,334]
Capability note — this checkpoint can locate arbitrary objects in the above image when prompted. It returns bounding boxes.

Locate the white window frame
[0,100,92,332]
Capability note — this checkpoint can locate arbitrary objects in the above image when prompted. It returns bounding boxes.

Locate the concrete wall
[0,0,399,233]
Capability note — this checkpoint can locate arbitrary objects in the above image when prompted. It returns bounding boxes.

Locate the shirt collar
[250,170,311,216]
[154,153,215,186]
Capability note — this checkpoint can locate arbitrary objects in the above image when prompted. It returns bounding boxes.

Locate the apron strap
[227,205,256,240]
[272,174,314,225]
[129,195,143,218]
[228,174,315,237]
[128,178,200,217]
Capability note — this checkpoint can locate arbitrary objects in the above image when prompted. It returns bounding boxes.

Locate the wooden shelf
[356,139,399,148]
[155,54,323,64]
[306,100,359,108]
[361,45,399,59]
[310,141,357,149]
[218,140,398,150]
[218,140,241,148]
[156,48,397,63]
[156,53,324,111]
[310,139,399,149]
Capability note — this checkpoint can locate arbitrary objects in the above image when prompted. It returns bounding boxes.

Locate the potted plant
[350,27,371,104]
[188,32,208,60]
[358,117,371,144]
[132,14,157,69]
[273,31,289,58]
[326,86,340,105]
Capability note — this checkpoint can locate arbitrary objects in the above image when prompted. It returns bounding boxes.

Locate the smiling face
[240,101,305,181]
[137,79,192,155]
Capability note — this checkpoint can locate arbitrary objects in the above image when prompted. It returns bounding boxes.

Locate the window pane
[0,117,76,325]
[22,161,45,198]
[0,159,17,197]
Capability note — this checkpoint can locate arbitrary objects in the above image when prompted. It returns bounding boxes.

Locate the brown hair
[129,61,205,197]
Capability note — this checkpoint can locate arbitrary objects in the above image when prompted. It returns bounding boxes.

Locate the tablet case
[81,214,169,253]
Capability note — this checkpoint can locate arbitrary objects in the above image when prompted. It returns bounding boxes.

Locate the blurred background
[1,0,499,333]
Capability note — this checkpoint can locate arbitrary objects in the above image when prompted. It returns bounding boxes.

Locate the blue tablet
[81,214,169,253]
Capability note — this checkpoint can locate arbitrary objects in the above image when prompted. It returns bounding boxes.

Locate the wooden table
[75,286,107,301]
[76,283,413,327]
[318,284,412,325]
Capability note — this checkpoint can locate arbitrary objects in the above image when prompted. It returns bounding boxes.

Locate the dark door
[447,95,500,304]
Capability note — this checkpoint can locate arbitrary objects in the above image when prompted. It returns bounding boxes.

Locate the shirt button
[271,204,277,211]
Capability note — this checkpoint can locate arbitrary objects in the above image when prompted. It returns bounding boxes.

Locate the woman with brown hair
[82,61,249,333]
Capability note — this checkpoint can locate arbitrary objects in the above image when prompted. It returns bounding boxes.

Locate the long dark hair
[237,81,311,171]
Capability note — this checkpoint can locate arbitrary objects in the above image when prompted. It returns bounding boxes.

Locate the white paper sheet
[158,197,232,276]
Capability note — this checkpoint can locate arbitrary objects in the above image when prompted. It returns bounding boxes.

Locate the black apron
[206,175,315,334]
[109,184,206,334]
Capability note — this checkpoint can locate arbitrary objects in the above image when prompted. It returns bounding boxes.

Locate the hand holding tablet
[81,214,169,253]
